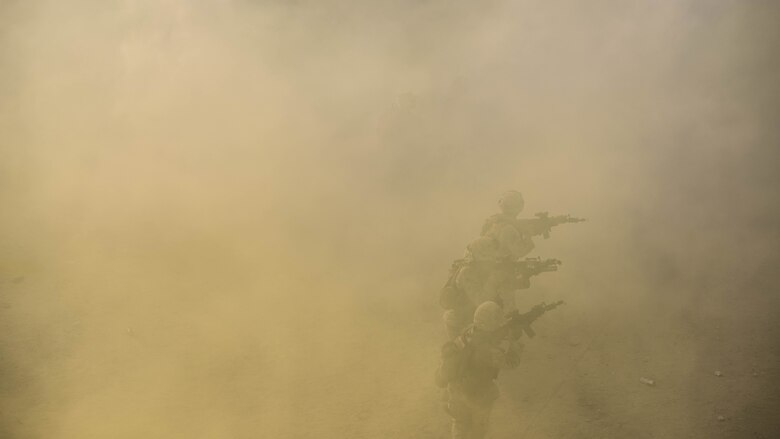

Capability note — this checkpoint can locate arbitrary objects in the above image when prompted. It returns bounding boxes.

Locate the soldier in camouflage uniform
[437,301,521,439]
[481,191,536,259]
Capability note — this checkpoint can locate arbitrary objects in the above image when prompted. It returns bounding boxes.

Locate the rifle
[516,212,585,239]
[497,257,561,290]
[501,300,565,339]
[514,257,561,278]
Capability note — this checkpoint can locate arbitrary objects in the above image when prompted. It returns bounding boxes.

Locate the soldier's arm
[491,342,522,370]
[498,225,534,260]
[514,218,546,237]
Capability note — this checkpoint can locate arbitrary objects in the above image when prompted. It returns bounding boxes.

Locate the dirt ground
[1,219,778,439]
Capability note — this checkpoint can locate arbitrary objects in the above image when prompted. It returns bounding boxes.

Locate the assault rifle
[514,257,561,278]
[500,257,561,290]
[501,300,565,340]
[516,212,585,239]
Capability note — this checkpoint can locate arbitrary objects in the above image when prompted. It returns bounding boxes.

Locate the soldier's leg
[447,389,473,439]
[469,402,493,439]
[451,416,471,439]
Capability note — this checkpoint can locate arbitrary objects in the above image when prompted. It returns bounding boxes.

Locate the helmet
[473,301,505,332]
[498,190,524,214]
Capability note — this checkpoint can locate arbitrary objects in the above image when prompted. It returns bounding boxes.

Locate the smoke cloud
[1,1,778,438]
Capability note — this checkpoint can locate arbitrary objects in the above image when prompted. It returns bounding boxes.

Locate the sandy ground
[2,245,777,438]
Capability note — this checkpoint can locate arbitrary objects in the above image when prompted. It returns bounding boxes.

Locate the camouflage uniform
[444,302,520,439]
[481,212,535,262]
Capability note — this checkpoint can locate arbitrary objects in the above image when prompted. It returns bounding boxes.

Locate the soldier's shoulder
[481,213,513,235]
[484,213,508,223]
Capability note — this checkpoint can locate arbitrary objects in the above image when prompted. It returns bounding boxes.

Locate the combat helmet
[473,301,506,332]
[498,190,524,215]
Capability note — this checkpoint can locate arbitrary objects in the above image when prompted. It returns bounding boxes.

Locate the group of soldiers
[435,190,584,438]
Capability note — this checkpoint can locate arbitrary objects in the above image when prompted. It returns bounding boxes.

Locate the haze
[1,1,778,438]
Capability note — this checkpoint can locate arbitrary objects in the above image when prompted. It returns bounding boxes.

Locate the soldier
[482,189,585,258]
[437,301,522,439]
[437,300,564,438]
[481,190,536,262]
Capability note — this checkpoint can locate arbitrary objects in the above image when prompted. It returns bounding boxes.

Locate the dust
[1,0,779,438]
